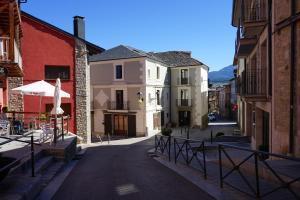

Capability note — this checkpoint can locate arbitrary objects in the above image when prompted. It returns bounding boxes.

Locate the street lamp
[137,92,143,103]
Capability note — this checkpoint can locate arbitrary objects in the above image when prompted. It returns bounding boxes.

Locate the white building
[89,45,208,139]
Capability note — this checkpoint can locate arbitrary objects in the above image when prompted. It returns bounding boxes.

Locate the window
[45,65,70,80]
[156,67,160,79]
[156,90,160,105]
[148,69,151,79]
[46,103,72,117]
[148,93,151,104]
[180,69,188,84]
[115,65,123,79]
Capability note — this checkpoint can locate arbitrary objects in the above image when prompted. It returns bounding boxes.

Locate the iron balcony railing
[237,68,267,97]
[176,99,192,107]
[0,37,10,62]
[242,0,267,23]
[108,101,130,110]
[177,77,189,85]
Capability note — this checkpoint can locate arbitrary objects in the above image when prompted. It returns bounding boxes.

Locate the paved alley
[53,137,214,200]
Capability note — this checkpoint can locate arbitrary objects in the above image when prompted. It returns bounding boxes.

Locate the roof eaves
[21,11,105,54]
[89,56,147,63]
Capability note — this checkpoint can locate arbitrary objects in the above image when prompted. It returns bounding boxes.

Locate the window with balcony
[116,90,124,109]
[156,90,161,105]
[45,65,70,80]
[179,89,190,106]
[180,69,188,84]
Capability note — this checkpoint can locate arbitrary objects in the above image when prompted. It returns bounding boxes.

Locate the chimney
[73,16,85,39]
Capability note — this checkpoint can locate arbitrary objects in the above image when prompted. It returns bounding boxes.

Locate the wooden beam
[9,2,15,61]
[275,11,300,32]
[0,4,8,14]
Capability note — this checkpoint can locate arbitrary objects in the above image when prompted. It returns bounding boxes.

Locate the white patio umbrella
[11,80,70,124]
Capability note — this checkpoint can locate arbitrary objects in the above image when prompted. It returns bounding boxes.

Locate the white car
[208,113,216,121]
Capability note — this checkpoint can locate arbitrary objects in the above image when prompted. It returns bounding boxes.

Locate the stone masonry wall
[75,39,91,143]
[7,77,23,111]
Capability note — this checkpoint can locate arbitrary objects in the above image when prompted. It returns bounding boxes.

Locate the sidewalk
[152,138,300,200]
[171,122,238,141]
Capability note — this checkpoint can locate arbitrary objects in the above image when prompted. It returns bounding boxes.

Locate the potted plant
[258,145,269,160]
[161,127,172,137]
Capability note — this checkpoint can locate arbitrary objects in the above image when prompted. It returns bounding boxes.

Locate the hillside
[209,65,235,83]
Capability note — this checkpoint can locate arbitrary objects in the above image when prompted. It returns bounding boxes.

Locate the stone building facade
[232,0,300,155]
[75,39,91,143]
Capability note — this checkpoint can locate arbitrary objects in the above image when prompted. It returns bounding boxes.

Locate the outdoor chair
[39,123,54,144]
[0,120,10,137]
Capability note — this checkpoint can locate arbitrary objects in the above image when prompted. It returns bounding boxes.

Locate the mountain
[208,65,235,83]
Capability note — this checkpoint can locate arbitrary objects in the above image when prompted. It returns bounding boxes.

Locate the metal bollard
[31,135,35,177]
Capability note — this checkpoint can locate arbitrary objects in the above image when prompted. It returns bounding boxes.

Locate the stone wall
[75,39,91,143]
[7,77,23,111]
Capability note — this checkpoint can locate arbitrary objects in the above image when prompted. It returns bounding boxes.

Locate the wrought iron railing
[154,135,171,161]
[108,101,130,110]
[174,137,207,179]
[176,99,192,107]
[218,144,300,199]
[243,1,267,23]
[0,132,41,180]
[154,135,207,179]
[177,77,189,85]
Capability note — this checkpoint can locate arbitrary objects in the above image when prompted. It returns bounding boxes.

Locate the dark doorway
[116,90,124,110]
[178,111,191,126]
[161,111,165,127]
[113,115,128,136]
[128,115,136,137]
[104,114,112,135]
[262,111,269,151]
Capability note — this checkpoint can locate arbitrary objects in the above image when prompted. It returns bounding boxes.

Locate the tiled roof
[89,45,205,68]
[152,51,203,67]
[89,45,166,63]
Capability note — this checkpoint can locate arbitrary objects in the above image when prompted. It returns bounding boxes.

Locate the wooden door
[104,114,112,135]
[128,115,136,137]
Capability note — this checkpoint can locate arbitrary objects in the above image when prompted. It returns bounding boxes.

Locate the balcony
[242,0,267,37]
[238,68,268,101]
[176,99,192,107]
[235,25,257,57]
[0,0,23,77]
[107,101,130,110]
[0,37,9,62]
[177,77,189,85]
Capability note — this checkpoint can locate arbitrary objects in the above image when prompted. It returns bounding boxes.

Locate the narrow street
[53,137,214,200]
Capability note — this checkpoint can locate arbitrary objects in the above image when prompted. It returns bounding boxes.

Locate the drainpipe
[289,0,296,154]
[169,68,172,124]
[267,0,272,152]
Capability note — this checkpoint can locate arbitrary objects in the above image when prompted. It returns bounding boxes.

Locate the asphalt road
[53,137,214,200]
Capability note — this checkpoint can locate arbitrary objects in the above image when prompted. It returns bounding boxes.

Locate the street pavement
[53,137,215,200]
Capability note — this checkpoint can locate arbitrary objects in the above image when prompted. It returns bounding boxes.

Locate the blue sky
[22,0,235,71]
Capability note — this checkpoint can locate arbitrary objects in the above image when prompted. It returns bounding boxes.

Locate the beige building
[89,45,170,139]
[89,45,208,139]
[232,0,300,155]
[154,51,209,128]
